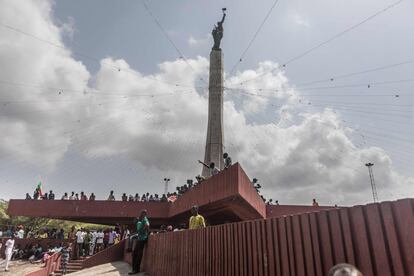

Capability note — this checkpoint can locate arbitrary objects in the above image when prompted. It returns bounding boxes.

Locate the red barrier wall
[266,205,336,218]
[142,198,414,276]
[0,238,74,259]
[82,239,126,269]
[24,252,61,276]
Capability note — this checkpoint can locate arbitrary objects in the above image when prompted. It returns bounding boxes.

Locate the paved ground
[0,260,43,275]
[70,262,148,276]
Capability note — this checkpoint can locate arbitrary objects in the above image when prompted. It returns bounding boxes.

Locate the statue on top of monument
[212,8,226,50]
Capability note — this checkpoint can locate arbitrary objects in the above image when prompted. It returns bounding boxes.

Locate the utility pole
[365,163,379,202]
[163,178,170,195]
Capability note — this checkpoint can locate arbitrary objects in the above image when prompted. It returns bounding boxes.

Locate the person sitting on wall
[198,160,220,176]
[48,190,55,200]
[61,192,68,200]
[223,153,232,169]
[25,193,32,200]
[189,205,206,230]
[75,193,79,200]
[195,174,206,184]
[312,198,319,207]
[107,190,115,201]
[128,194,134,201]
[89,193,96,200]
[129,209,150,275]
[122,193,128,201]
[80,191,87,200]
[33,189,39,200]
[134,193,140,201]
[69,191,75,200]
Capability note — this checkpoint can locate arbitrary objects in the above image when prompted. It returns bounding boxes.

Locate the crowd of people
[24,153,237,203]
[0,235,72,273]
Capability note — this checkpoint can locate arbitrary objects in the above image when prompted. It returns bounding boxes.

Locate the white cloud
[292,14,310,27]
[188,34,210,47]
[1,0,413,205]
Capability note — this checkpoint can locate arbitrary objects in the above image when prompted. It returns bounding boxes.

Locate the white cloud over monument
[0,0,412,205]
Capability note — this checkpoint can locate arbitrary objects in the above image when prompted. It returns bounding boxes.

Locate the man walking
[129,210,150,275]
[189,205,206,230]
[0,235,15,272]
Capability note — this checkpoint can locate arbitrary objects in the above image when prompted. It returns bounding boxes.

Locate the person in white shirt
[75,229,85,259]
[95,230,104,253]
[108,229,115,246]
[69,192,75,200]
[16,228,24,239]
[0,236,15,271]
[90,231,97,255]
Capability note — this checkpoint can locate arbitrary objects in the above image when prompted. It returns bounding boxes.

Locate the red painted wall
[141,198,414,276]
[82,239,126,269]
[24,252,61,276]
[266,204,336,218]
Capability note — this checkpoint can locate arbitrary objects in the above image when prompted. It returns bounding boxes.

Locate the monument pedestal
[202,49,224,177]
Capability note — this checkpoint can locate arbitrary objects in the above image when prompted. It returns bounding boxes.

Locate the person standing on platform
[83,230,92,256]
[198,160,220,176]
[75,228,85,259]
[189,205,206,230]
[129,210,150,275]
[95,229,104,253]
[0,235,15,272]
[223,153,232,169]
[108,191,115,201]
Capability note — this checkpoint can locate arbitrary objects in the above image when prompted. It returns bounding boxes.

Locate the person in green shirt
[129,209,150,275]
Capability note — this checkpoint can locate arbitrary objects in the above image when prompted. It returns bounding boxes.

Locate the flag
[36,181,43,196]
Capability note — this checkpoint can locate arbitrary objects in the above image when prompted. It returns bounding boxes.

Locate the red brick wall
[82,239,126,269]
[0,238,74,259]
[141,198,414,276]
[24,252,61,276]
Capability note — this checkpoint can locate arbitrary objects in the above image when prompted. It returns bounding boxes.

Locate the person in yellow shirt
[189,205,206,230]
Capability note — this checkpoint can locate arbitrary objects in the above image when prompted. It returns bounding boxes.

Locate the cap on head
[223,153,228,158]
[328,263,363,276]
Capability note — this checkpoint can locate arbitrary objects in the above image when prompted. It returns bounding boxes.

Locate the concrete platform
[69,261,147,276]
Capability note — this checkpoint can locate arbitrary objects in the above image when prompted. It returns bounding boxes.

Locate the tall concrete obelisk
[202,9,226,177]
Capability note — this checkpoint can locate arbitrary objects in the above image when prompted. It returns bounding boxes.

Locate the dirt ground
[70,261,148,276]
[0,259,44,276]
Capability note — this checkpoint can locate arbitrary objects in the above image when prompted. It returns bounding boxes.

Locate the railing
[24,252,61,276]
[0,238,74,259]
[142,198,414,276]
[82,239,126,269]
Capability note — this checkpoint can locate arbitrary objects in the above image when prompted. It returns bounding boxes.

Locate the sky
[0,0,413,205]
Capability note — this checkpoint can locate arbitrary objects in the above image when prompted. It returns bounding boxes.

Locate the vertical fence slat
[380,202,405,276]
[393,199,414,276]
[300,214,315,276]
[365,204,392,276]
[338,208,356,265]
[266,218,276,276]
[286,216,296,276]
[316,211,334,275]
[292,215,305,276]
[328,209,346,264]
[349,205,374,276]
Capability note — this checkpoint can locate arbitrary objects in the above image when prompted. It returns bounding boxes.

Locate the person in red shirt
[103,229,110,249]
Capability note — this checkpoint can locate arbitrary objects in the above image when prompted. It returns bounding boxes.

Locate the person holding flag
[36,181,43,197]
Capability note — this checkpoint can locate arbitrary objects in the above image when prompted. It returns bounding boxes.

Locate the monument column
[202,9,226,177]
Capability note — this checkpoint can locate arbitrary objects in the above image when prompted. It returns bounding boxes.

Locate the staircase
[55,257,89,275]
